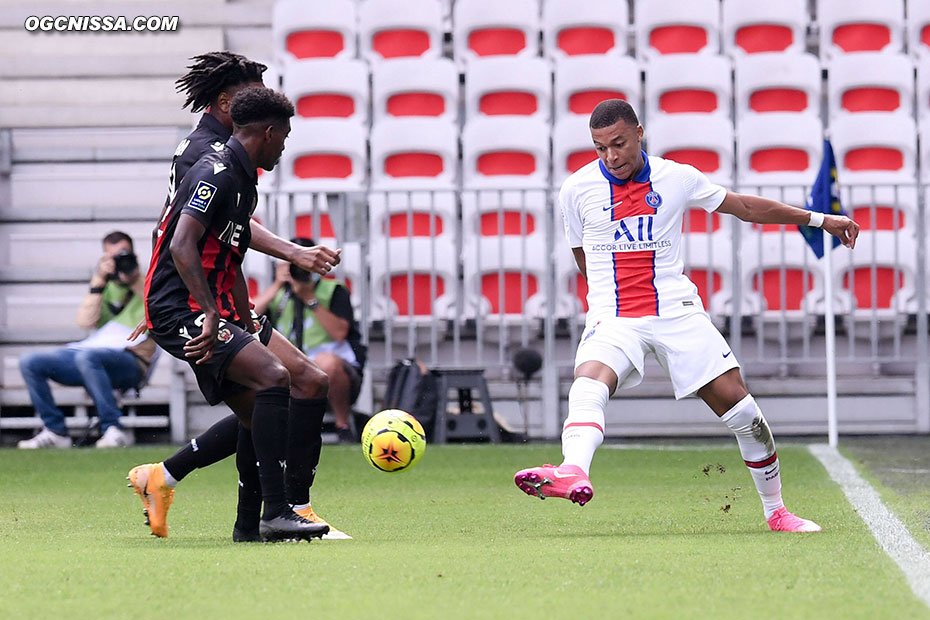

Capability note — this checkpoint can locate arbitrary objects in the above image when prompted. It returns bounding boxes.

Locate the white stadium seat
[371,57,459,122]
[647,113,735,186]
[736,112,823,193]
[464,56,552,122]
[721,0,808,55]
[907,0,930,58]
[358,0,444,61]
[542,0,629,59]
[818,0,904,59]
[635,0,720,59]
[279,119,367,192]
[272,0,358,63]
[453,0,540,62]
[552,115,598,186]
[554,55,642,120]
[734,52,822,119]
[831,112,917,185]
[462,117,551,189]
[282,59,370,124]
[828,52,914,117]
[644,54,732,120]
[369,118,459,189]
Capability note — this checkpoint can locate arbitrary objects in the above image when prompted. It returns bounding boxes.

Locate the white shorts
[574,311,740,400]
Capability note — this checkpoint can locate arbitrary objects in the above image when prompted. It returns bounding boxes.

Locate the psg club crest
[645,191,662,208]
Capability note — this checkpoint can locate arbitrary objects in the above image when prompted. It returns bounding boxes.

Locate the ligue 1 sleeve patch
[187,180,218,212]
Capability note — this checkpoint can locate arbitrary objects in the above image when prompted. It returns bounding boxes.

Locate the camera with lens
[113,250,139,275]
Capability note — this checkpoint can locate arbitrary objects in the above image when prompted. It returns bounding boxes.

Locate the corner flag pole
[823,228,838,448]
[801,138,844,448]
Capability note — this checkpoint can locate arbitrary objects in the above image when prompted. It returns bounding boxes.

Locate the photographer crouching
[17,231,157,449]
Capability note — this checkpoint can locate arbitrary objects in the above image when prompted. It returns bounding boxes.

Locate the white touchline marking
[809,444,930,609]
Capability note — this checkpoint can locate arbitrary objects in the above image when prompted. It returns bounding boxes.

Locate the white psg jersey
[560,153,727,322]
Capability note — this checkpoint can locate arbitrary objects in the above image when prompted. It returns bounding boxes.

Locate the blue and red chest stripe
[600,153,659,317]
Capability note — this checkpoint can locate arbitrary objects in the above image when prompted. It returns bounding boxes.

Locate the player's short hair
[102,231,133,248]
[589,99,640,130]
[230,87,295,128]
[176,51,267,113]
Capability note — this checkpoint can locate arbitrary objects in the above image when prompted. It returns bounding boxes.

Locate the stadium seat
[358,0,444,61]
[282,59,369,124]
[635,0,720,59]
[832,232,917,330]
[828,53,914,116]
[734,52,822,119]
[369,118,458,189]
[367,237,457,323]
[465,57,552,121]
[736,112,823,192]
[371,57,459,122]
[554,55,642,120]
[272,0,358,62]
[460,189,548,279]
[907,0,930,58]
[920,117,930,183]
[368,190,457,239]
[818,0,904,58]
[453,0,540,62]
[552,115,598,185]
[681,229,734,316]
[740,230,827,339]
[918,62,930,121]
[831,112,917,185]
[644,54,732,119]
[647,114,735,186]
[279,119,367,192]
[462,117,551,189]
[721,0,808,55]
[462,233,548,322]
[541,0,629,59]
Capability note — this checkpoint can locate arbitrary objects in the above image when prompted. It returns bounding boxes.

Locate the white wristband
[808,211,824,228]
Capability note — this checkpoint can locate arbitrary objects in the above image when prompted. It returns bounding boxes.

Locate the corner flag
[799,139,845,258]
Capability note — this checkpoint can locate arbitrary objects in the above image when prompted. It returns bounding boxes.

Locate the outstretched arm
[716,191,860,249]
[249,219,342,274]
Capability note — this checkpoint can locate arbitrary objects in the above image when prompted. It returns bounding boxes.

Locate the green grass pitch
[1,444,927,619]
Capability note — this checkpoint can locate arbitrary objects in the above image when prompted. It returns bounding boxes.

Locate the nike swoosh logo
[602,201,623,211]
[552,471,579,479]
[764,467,778,475]
[722,351,732,358]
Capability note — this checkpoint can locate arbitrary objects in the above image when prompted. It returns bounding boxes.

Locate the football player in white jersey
[515,99,859,532]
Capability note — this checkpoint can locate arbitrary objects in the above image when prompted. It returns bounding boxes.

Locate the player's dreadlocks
[175,51,267,113]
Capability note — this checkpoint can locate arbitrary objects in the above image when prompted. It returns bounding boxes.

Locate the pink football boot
[514,464,594,506]
[767,507,822,532]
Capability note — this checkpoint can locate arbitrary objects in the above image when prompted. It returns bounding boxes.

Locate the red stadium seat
[465,57,551,121]
[283,60,369,124]
[454,0,539,61]
[735,53,821,119]
[636,0,720,58]
[646,55,732,118]
[554,55,642,120]
[273,0,357,62]
[359,0,443,61]
[542,0,628,58]
[722,0,807,55]
[819,0,903,58]
[828,53,913,117]
[372,58,458,123]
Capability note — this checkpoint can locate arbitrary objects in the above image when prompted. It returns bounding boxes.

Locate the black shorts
[149,311,273,405]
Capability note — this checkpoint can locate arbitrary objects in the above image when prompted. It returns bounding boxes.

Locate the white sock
[161,463,179,488]
[560,377,608,475]
[292,502,310,512]
[720,394,784,519]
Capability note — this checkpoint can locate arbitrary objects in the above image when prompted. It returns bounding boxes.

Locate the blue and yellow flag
[800,139,845,259]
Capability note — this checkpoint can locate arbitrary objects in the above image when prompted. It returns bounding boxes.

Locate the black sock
[285,397,327,506]
[163,414,239,482]
[234,424,262,532]
[251,386,291,519]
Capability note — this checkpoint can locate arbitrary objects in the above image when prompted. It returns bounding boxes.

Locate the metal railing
[255,181,929,435]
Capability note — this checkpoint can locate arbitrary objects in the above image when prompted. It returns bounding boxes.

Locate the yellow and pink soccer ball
[360,409,427,473]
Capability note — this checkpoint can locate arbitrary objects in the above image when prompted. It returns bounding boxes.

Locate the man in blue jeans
[17,231,158,449]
